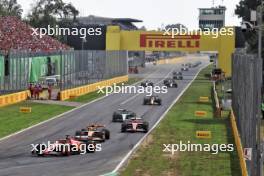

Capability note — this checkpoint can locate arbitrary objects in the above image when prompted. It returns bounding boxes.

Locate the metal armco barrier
[59,75,128,101]
[0,90,29,107]
[230,109,248,176]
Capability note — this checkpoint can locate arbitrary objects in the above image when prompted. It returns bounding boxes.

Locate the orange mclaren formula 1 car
[75,124,110,143]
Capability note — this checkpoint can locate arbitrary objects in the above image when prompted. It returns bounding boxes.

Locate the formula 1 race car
[163,78,178,88]
[181,67,189,71]
[75,124,110,142]
[140,80,154,87]
[121,117,149,133]
[143,95,162,105]
[182,63,192,68]
[31,135,96,156]
[172,71,183,80]
[112,109,137,122]
[191,61,202,68]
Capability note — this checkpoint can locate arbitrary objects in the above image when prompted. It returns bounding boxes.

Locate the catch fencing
[232,53,262,176]
[0,50,128,94]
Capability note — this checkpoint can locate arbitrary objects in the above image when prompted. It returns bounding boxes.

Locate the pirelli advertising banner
[106,26,235,76]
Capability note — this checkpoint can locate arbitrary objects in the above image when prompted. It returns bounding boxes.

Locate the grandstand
[0,16,69,54]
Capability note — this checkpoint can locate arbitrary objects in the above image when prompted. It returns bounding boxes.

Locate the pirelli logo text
[140,34,200,49]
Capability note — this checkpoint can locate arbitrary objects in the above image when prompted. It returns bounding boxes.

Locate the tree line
[0,0,79,28]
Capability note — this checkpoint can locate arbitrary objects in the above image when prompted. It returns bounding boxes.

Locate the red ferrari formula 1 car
[121,117,149,133]
[31,135,96,156]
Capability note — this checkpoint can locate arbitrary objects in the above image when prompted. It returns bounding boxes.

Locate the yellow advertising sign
[20,107,32,113]
[106,26,235,76]
[199,96,209,103]
[196,131,212,139]
[195,111,207,117]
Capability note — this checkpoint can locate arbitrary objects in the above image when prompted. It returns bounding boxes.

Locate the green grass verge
[0,102,73,138]
[67,78,142,103]
[121,66,241,176]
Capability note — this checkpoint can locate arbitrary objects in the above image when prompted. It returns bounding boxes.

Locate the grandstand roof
[77,15,142,30]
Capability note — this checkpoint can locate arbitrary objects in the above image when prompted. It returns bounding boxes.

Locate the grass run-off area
[67,78,142,103]
[0,102,73,138]
[121,66,241,176]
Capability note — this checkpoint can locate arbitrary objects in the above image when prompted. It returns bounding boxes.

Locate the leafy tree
[27,0,79,28]
[235,0,260,53]
[0,0,23,17]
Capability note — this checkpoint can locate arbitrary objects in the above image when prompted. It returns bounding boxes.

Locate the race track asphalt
[0,55,210,176]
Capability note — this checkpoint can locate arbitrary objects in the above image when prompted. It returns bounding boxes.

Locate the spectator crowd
[0,16,69,54]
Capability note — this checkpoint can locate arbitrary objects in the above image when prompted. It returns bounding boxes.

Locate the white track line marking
[105,62,210,175]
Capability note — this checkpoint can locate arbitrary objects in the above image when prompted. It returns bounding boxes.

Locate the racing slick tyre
[86,142,96,153]
[144,126,149,133]
[75,130,82,136]
[143,99,148,105]
[102,129,110,139]
[157,99,162,105]
[112,115,117,122]
[62,149,71,156]
[121,126,126,133]
[70,145,80,155]
[32,144,45,156]
[143,122,149,133]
